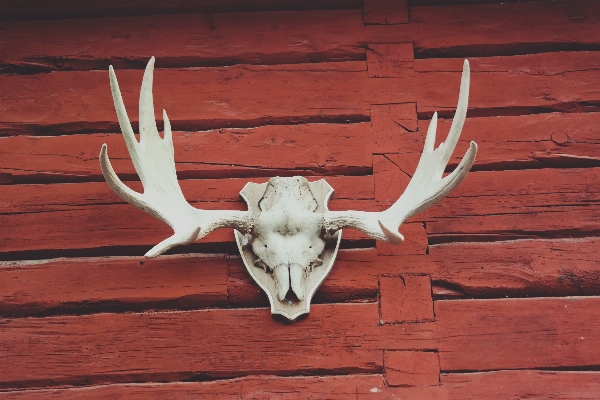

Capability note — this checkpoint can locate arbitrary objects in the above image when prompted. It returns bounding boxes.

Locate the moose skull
[100,57,477,320]
[249,177,325,301]
[235,177,340,319]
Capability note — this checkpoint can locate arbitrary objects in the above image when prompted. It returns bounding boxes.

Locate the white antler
[100,57,254,258]
[324,59,478,243]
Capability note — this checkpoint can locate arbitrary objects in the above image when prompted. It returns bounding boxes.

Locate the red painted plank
[0,254,229,317]
[363,0,409,25]
[410,1,600,57]
[0,175,374,215]
[0,250,434,318]
[370,103,418,155]
[0,62,412,135]
[383,370,600,399]
[376,158,600,241]
[0,303,383,389]
[2,0,363,20]
[337,238,600,301]
[379,275,434,323]
[423,167,600,242]
[0,375,387,399]
[0,195,377,255]
[2,297,600,389]
[0,123,373,183]
[428,238,600,298]
[384,350,440,387]
[0,10,366,72]
[435,297,600,371]
[366,43,414,78]
[415,52,600,116]
[3,236,596,318]
[373,110,600,170]
[2,370,599,399]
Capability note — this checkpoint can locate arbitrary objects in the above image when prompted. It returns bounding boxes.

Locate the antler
[324,59,478,243]
[100,57,254,258]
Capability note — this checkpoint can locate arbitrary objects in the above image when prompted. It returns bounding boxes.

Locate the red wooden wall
[1,0,600,398]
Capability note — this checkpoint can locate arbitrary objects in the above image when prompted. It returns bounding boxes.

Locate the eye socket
[264,244,268,248]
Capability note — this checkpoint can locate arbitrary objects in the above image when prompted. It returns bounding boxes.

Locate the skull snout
[273,263,306,301]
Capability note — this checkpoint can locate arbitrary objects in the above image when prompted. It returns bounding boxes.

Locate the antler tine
[100,58,255,259]
[323,59,477,244]
[108,65,138,159]
[440,59,470,166]
[139,56,160,145]
[99,144,145,208]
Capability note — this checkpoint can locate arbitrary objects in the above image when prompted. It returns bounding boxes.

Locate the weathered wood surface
[410,1,600,57]
[414,52,600,116]
[1,297,598,389]
[264,237,600,305]
[423,168,600,243]
[0,175,374,214]
[0,123,384,184]
[5,51,600,136]
[2,0,600,396]
[0,174,381,255]
[0,62,410,135]
[384,350,440,387]
[6,237,595,317]
[377,163,600,242]
[0,254,230,317]
[363,0,408,25]
[2,0,363,20]
[4,1,600,71]
[4,167,598,253]
[428,238,600,298]
[373,111,600,170]
[0,10,369,72]
[0,304,385,389]
[3,165,597,255]
[379,275,434,323]
[1,370,598,399]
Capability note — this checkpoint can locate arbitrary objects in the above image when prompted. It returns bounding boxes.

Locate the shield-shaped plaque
[234,178,342,320]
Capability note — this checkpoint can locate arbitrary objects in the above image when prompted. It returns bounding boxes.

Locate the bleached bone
[323,60,477,243]
[100,57,255,258]
[100,58,477,320]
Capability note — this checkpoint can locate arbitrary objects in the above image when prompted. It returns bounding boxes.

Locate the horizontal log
[4,1,600,70]
[3,237,597,318]
[0,177,381,255]
[415,52,600,116]
[0,374,387,399]
[2,370,599,399]
[364,0,408,25]
[0,10,367,72]
[372,111,600,170]
[2,297,599,388]
[0,239,423,318]
[0,254,229,317]
[0,303,385,388]
[322,238,600,304]
[0,123,375,184]
[2,0,363,20]
[0,62,411,136]
[425,168,600,242]
[428,238,600,298]
[434,297,600,371]
[410,1,600,58]
[376,161,600,241]
[386,369,600,399]
[0,175,374,214]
